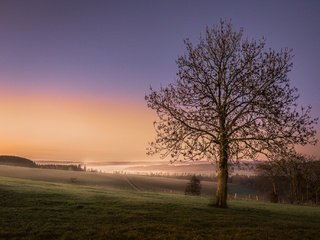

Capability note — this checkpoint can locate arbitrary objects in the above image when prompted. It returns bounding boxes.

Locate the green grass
[1,176,320,240]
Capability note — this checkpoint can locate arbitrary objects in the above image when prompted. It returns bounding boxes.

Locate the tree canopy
[145,21,318,207]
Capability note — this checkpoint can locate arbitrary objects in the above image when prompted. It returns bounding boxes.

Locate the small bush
[70,178,78,183]
[185,175,201,196]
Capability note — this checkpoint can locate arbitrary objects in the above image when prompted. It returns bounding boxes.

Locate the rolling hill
[0,175,319,239]
[0,155,36,167]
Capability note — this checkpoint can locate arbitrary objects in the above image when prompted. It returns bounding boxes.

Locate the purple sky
[0,0,319,160]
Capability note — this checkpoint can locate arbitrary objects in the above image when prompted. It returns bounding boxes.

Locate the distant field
[0,165,254,197]
[1,171,320,239]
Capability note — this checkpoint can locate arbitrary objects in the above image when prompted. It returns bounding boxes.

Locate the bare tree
[145,21,318,208]
[277,152,306,203]
[257,151,320,204]
[260,149,305,203]
[276,152,320,204]
[307,160,320,204]
[256,160,281,203]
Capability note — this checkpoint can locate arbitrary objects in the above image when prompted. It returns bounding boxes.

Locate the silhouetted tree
[256,161,281,203]
[276,152,320,204]
[306,160,320,204]
[185,175,201,196]
[145,20,318,208]
[257,151,320,204]
[278,152,306,203]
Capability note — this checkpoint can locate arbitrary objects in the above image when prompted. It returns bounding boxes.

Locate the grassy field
[0,165,253,197]
[1,172,320,239]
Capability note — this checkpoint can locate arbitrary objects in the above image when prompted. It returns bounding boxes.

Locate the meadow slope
[0,174,320,240]
[0,165,253,196]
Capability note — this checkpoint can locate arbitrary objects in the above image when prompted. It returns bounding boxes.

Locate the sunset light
[0,89,156,161]
[1,1,320,239]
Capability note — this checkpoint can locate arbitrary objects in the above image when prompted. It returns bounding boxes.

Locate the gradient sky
[0,0,319,162]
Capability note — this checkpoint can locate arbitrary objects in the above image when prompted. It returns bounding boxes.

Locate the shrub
[185,175,201,196]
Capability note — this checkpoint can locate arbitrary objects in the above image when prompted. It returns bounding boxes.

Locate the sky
[0,0,319,162]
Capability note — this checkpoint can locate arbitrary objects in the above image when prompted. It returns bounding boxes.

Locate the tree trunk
[271,180,279,203]
[216,137,229,208]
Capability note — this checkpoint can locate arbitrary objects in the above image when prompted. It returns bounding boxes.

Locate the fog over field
[0,1,320,239]
[83,161,258,177]
[0,165,254,197]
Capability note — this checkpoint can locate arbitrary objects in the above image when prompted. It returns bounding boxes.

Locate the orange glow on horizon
[0,88,319,162]
[0,89,157,162]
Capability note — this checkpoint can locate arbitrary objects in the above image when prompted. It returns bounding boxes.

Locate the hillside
[0,156,85,171]
[0,165,254,197]
[0,155,36,167]
[0,176,319,239]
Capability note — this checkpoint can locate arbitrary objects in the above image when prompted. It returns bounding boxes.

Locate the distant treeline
[255,157,320,205]
[0,155,85,172]
[37,164,84,171]
[111,170,217,181]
